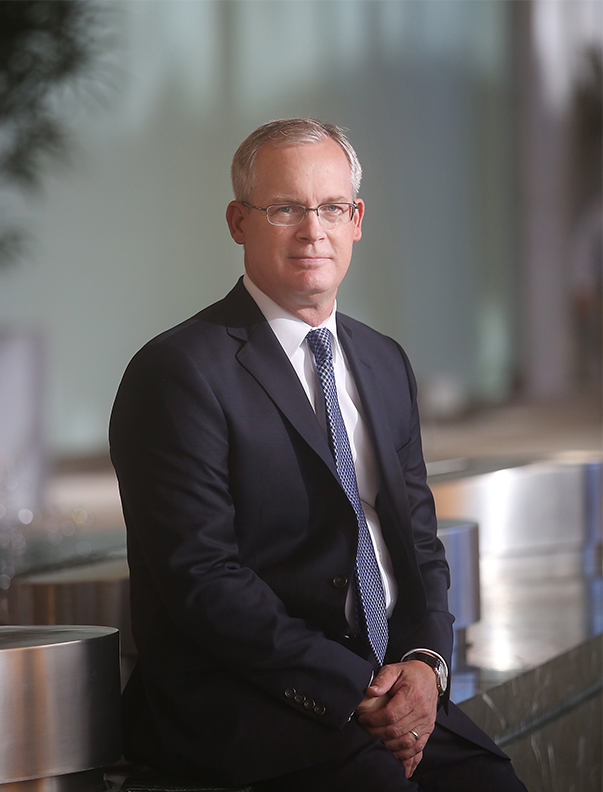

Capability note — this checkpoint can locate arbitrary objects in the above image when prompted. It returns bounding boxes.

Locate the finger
[404,751,423,779]
[360,705,435,743]
[358,679,436,731]
[355,693,389,715]
[390,742,423,763]
[380,710,435,740]
[386,730,429,757]
[366,662,404,696]
[356,691,413,729]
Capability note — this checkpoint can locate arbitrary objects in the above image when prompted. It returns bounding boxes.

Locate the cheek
[333,237,355,265]
[246,233,276,262]
[258,229,292,257]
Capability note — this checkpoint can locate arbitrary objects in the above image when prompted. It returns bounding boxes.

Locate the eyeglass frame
[240,201,359,227]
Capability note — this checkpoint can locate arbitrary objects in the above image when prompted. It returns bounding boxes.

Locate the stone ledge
[459,634,602,792]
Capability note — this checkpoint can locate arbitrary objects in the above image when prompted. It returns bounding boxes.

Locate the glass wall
[0,0,599,457]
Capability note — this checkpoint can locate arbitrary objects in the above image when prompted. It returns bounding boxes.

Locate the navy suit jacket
[110,279,499,785]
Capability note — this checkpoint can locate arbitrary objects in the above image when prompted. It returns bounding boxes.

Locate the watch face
[436,662,447,692]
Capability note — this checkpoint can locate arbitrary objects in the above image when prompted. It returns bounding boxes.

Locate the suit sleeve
[394,343,454,685]
[110,341,374,729]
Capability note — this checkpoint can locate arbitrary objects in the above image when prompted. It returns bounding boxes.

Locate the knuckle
[380,727,400,744]
[382,708,399,726]
[392,722,407,739]
[391,736,416,752]
[414,693,429,710]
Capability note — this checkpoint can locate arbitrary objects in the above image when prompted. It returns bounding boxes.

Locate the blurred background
[0,0,600,468]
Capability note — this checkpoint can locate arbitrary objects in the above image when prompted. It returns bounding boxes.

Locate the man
[110,119,527,791]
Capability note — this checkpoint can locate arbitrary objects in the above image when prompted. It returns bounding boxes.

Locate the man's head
[226,119,365,325]
[230,118,362,204]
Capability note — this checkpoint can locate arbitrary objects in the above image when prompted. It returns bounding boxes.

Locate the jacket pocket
[396,436,411,468]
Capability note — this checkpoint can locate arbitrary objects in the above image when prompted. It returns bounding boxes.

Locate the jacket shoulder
[130,279,260,359]
[336,312,414,371]
[337,312,399,347]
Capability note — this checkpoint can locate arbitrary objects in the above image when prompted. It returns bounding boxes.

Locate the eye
[321,204,346,215]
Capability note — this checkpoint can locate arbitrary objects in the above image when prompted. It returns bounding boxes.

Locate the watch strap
[402,651,447,695]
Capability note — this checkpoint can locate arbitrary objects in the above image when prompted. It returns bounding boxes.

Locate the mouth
[289,256,330,266]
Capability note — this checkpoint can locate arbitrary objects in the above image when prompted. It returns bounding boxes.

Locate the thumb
[367,664,398,695]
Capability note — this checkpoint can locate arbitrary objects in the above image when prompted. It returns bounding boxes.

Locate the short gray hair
[231,118,362,203]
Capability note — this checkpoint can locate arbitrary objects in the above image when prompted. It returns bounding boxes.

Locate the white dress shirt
[243,275,398,626]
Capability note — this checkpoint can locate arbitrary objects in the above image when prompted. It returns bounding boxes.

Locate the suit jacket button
[294,693,306,705]
[284,688,296,699]
[303,698,316,710]
[314,704,326,715]
[332,575,348,589]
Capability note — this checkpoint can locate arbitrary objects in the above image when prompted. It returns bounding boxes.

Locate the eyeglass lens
[267,204,354,226]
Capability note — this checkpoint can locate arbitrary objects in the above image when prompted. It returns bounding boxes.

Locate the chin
[294,270,340,294]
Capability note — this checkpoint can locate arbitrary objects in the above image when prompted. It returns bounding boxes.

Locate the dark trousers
[253,720,529,792]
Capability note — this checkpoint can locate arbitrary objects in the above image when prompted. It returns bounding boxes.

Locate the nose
[295,208,325,241]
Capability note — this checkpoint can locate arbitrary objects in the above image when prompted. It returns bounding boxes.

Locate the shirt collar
[243,273,339,358]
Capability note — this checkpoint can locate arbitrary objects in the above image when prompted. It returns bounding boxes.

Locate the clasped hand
[355,660,438,779]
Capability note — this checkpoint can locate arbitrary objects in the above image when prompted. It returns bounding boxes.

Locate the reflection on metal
[438,519,480,668]
[0,769,108,792]
[585,460,603,575]
[7,556,134,658]
[426,458,469,477]
[438,519,480,628]
[430,457,602,560]
[0,626,120,790]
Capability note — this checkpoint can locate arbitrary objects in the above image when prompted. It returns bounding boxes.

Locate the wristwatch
[403,651,448,696]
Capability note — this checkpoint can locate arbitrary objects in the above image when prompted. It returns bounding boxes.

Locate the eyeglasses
[241,202,358,227]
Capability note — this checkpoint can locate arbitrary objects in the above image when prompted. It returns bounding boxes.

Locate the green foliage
[0,0,109,267]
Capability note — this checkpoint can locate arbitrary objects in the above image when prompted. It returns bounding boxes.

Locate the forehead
[251,139,353,200]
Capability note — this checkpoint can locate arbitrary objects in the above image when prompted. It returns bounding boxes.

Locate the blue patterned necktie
[306,327,389,665]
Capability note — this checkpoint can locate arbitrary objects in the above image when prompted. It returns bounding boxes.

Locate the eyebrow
[268,196,351,205]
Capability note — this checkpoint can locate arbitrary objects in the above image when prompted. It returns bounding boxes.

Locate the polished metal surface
[0,626,121,786]
[438,519,480,630]
[431,457,602,559]
[7,555,134,656]
[0,769,108,792]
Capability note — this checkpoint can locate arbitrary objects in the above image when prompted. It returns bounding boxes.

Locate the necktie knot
[306,328,332,363]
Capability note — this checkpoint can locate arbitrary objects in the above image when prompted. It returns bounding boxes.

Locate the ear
[226,201,247,245]
[352,198,365,242]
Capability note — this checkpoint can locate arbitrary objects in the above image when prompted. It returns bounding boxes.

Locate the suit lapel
[223,282,338,480]
[336,316,408,506]
[220,283,409,514]
[336,317,419,568]
[337,315,425,646]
